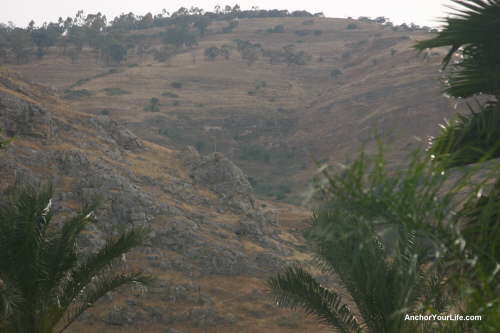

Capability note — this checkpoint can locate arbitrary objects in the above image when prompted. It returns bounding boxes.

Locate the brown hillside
[9,16,458,203]
[0,66,336,332]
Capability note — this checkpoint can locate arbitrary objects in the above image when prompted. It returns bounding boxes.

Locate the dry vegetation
[10,16,457,203]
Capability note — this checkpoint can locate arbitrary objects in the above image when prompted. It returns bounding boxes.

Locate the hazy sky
[3,0,452,27]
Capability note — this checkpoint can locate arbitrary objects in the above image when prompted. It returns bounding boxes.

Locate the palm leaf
[58,271,153,333]
[43,204,97,300]
[268,266,362,333]
[59,227,149,309]
[0,184,151,332]
[415,0,500,98]
[430,102,500,168]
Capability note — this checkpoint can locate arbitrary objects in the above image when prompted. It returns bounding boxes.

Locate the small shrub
[267,25,285,33]
[341,50,352,60]
[100,109,111,115]
[144,97,160,112]
[330,68,343,78]
[239,145,271,163]
[255,80,267,89]
[302,20,314,25]
[127,63,139,68]
[294,30,310,36]
[222,20,239,33]
[171,82,183,89]
[346,23,358,30]
[63,89,93,100]
[102,87,130,96]
[195,141,205,152]
[275,184,292,200]
[161,91,179,98]
[204,46,219,60]
[172,100,180,106]
[154,46,176,63]
[313,29,322,36]
[204,45,231,61]
[248,177,258,187]
[73,78,90,87]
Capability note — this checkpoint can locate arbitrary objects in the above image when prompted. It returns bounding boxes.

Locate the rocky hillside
[9,16,459,203]
[0,67,331,332]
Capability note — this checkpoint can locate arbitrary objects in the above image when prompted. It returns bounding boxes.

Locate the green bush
[270,147,500,332]
[63,89,93,100]
[171,82,183,89]
[346,23,358,30]
[161,91,179,98]
[239,145,271,163]
[255,80,267,89]
[330,68,343,79]
[267,25,285,33]
[102,87,130,96]
[222,20,239,33]
[144,97,160,112]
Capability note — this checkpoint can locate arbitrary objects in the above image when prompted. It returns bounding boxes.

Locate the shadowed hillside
[7,14,458,203]
[0,67,337,332]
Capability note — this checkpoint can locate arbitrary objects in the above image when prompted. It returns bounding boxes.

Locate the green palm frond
[42,204,96,297]
[0,278,22,324]
[59,227,149,310]
[457,178,500,276]
[415,0,500,98]
[430,102,500,168]
[268,266,362,333]
[308,209,392,333]
[58,271,153,333]
[0,183,151,332]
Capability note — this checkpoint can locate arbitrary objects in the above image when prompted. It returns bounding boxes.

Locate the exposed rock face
[185,149,256,213]
[90,116,145,151]
[0,89,51,139]
[0,73,316,332]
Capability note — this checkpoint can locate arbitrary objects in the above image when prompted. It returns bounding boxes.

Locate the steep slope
[10,16,459,203]
[0,67,331,332]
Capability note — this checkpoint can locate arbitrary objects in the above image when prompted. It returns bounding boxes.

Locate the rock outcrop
[0,70,320,332]
[183,148,256,213]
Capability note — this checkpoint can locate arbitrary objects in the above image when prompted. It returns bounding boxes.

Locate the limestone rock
[90,116,145,151]
[0,90,51,139]
[188,152,256,213]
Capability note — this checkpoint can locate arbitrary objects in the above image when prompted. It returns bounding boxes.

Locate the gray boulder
[188,152,256,213]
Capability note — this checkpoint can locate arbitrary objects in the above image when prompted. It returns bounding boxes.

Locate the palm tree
[269,1,500,332]
[415,0,500,167]
[416,2,500,330]
[0,183,152,333]
[268,151,460,333]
